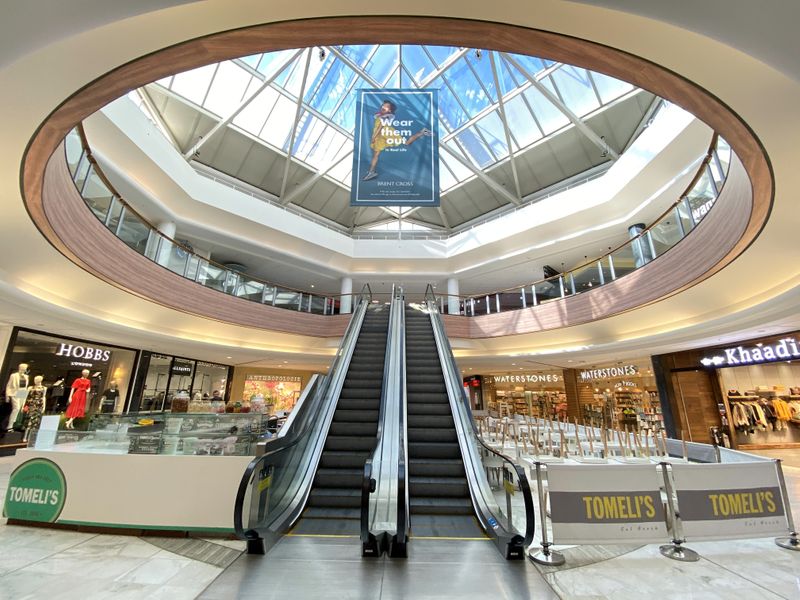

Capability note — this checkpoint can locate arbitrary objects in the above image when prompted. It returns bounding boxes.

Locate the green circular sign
[4,458,66,522]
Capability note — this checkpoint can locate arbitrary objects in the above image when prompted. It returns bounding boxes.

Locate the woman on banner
[362,100,432,181]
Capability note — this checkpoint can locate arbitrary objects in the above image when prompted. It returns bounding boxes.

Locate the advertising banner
[671,462,788,540]
[547,463,667,544]
[351,89,439,207]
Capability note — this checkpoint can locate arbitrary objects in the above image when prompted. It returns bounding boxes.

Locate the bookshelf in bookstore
[472,360,663,433]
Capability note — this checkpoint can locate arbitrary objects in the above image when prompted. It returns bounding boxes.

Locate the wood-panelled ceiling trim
[21,16,772,332]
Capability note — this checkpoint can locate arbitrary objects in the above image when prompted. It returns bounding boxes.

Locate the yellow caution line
[285,533,360,538]
[410,535,490,541]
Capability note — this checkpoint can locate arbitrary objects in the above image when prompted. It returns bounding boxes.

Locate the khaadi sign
[547,463,667,544]
[351,89,439,207]
[700,337,800,367]
[671,462,788,540]
[4,458,66,522]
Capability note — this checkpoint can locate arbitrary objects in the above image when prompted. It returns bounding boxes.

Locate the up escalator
[404,306,484,538]
[292,306,389,535]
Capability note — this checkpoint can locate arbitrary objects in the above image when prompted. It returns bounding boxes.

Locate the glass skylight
[149,45,636,194]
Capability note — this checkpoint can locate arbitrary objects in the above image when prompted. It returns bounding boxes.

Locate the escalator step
[408,441,462,459]
[308,487,361,508]
[325,436,376,451]
[409,496,474,515]
[404,403,452,416]
[407,383,447,393]
[337,387,381,399]
[314,468,363,489]
[408,458,466,477]
[301,506,360,519]
[407,428,458,443]
[332,409,379,423]
[329,422,378,437]
[319,451,370,468]
[409,476,469,498]
[407,415,454,428]
[336,399,381,411]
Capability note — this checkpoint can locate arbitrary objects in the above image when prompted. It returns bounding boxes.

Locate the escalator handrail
[233,290,370,540]
[426,299,536,549]
[360,285,407,547]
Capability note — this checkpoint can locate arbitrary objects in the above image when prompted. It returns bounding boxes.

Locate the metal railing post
[774,459,800,551]
[528,462,565,566]
[658,462,699,561]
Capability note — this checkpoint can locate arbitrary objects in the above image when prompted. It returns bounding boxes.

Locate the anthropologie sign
[3,458,66,523]
[670,462,788,540]
[546,463,667,544]
[701,337,800,367]
[351,89,439,207]
[579,365,638,381]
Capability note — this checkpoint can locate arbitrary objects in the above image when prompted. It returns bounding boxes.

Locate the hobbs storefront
[1,328,138,421]
[653,332,800,448]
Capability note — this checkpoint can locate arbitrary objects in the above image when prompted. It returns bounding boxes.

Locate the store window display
[4,362,29,432]
[65,369,91,429]
[22,375,46,442]
[99,381,120,413]
[1,329,136,423]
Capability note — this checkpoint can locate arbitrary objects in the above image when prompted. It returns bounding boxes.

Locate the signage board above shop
[579,365,638,382]
[701,337,800,368]
[170,359,194,376]
[489,374,562,385]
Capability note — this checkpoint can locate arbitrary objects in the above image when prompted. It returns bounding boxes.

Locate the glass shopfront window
[1,328,137,428]
[482,371,566,419]
[130,352,231,413]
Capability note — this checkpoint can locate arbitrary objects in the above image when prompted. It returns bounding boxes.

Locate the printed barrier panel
[671,462,788,540]
[351,88,439,207]
[547,464,667,544]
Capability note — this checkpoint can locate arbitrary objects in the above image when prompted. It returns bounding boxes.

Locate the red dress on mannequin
[65,377,91,418]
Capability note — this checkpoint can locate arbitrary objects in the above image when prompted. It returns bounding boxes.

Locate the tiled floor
[0,455,798,599]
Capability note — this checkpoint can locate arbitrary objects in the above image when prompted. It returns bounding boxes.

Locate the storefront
[1,328,138,422]
[230,367,316,417]
[127,351,232,413]
[653,332,800,449]
[479,371,566,418]
[565,361,663,433]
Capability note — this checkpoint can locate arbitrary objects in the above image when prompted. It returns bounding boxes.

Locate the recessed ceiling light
[226,356,232,359]
[310,284,315,288]
[511,363,516,366]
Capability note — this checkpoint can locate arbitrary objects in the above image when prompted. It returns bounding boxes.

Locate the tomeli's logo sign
[701,338,800,367]
[4,458,67,523]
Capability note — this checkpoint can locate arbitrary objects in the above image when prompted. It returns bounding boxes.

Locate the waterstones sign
[701,337,800,367]
[490,374,561,384]
[580,365,638,382]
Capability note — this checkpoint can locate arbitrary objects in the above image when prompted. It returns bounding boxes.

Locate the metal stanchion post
[774,460,800,551]
[504,467,514,532]
[658,462,699,562]
[528,462,565,566]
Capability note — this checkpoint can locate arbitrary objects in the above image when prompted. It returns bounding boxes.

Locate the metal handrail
[439,133,728,304]
[427,298,535,557]
[232,289,370,549]
[360,284,406,556]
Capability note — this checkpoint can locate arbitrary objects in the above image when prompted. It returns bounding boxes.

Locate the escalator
[404,306,484,538]
[291,305,389,535]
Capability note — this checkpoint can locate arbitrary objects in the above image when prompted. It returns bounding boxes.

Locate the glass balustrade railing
[64,124,729,319]
[434,134,731,316]
[64,126,348,316]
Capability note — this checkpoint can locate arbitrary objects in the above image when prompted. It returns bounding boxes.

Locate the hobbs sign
[701,337,800,368]
[55,343,111,362]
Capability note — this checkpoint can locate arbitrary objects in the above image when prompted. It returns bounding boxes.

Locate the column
[155,220,177,267]
[628,223,653,268]
[340,277,353,314]
[447,277,460,315]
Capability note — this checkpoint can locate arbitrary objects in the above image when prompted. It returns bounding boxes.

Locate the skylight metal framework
[143,44,646,232]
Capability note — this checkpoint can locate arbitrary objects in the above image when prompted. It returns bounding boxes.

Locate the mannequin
[48,378,65,413]
[5,363,29,432]
[65,369,91,429]
[99,380,119,414]
[22,375,46,442]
